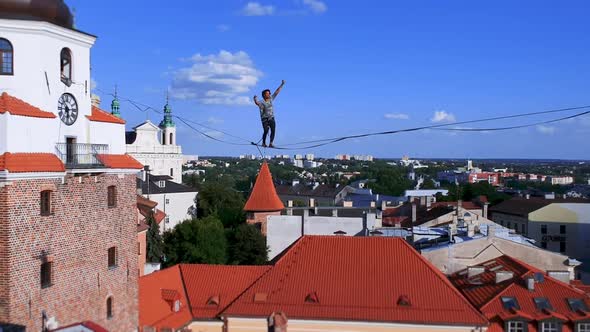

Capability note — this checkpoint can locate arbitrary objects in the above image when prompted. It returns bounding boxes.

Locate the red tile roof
[0,92,56,118]
[450,255,590,331]
[87,105,126,124]
[139,264,270,329]
[0,152,65,173]
[137,195,158,209]
[180,264,271,319]
[96,154,143,169]
[139,265,193,330]
[154,209,166,225]
[243,161,284,212]
[223,236,488,326]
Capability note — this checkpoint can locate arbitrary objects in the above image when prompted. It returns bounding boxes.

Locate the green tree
[162,215,227,267]
[197,181,246,228]
[146,212,164,263]
[227,224,268,265]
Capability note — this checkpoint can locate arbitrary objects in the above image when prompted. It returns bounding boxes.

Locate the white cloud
[242,2,275,16]
[170,50,262,106]
[90,78,98,90]
[384,113,409,120]
[536,125,556,135]
[216,24,231,32]
[303,0,327,14]
[431,110,456,123]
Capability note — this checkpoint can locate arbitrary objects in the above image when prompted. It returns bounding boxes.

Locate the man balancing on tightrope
[253,80,285,148]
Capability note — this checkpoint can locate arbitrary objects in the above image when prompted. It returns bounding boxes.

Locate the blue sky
[70,0,590,159]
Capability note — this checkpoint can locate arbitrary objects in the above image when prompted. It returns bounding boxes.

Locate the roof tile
[0,152,65,173]
[87,106,126,124]
[244,161,285,212]
[0,92,56,118]
[96,154,143,169]
[223,236,488,326]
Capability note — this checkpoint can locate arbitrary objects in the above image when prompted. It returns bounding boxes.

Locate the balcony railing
[55,143,109,169]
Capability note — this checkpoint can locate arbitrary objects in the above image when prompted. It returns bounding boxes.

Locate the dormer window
[0,38,13,75]
[157,180,166,188]
[60,48,72,86]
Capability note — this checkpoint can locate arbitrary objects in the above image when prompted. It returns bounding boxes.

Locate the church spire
[159,90,175,128]
[111,85,121,118]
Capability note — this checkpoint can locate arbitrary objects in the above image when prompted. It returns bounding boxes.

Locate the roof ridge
[178,264,196,320]
[217,265,273,317]
[398,238,489,324]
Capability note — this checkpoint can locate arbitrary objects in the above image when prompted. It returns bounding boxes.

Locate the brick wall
[137,231,146,277]
[0,173,138,331]
[247,211,282,236]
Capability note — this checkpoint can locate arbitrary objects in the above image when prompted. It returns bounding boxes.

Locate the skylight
[534,297,553,311]
[501,297,520,310]
[568,298,589,312]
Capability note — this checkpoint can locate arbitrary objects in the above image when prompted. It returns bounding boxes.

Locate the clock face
[58,93,78,126]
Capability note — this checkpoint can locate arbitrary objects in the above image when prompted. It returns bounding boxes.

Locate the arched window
[169,132,174,145]
[107,186,117,207]
[0,38,13,75]
[106,296,113,319]
[60,48,72,86]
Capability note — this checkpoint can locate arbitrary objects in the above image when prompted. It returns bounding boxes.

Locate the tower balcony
[55,142,109,169]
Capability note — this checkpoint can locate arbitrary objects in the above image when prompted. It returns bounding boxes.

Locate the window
[560,241,566,253]
[501,297,520,310]
[506,321,525,332]
[541,224,547,234]
[578,323,590,332]
[108,247,117,268]
[165,216,170,224]
[170,168,174,177]
[560,225,566,234]
[508,222,512,229]
[107,186,117,207]
[137,242,141,255]
[60,48,72,85]
[0,38,13,75]
[541,241,547,249]
[40,190,52,215]
[540,321,560,332]
[535,298,554,311]
[169,133,173,144]
[568,298,589,312]
[106,296,113,319]
[41,261,53,288]
[165,198,170,204]
[157,180,166,188]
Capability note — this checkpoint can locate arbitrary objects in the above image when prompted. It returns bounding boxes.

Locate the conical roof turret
[244,161,285,212]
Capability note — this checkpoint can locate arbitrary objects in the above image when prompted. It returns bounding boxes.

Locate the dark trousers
[262,117,276,144]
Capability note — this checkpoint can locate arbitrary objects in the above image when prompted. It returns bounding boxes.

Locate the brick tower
[244,161,284,235]
[0,2,141,330]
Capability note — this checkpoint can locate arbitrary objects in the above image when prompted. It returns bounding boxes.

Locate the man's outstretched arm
[272,80,286,99]
[253,95,261,106]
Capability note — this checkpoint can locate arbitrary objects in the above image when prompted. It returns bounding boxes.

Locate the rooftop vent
[468,266,485,278]
[495,271,514,284]
[333,230,347,235]
[206,295,220,306]
[305,292,319,304]
[397,295,411,307]
[533,272,545,283]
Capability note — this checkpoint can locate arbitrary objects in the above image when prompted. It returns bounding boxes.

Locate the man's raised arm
[272,80,286,99]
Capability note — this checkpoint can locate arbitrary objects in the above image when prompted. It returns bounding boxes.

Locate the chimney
[458,200,463,210]
[381,200,387,211]
[526,194,530,200]
[411,203,417,223]
[483,202,489,219]
[526,277,535,291]
[370,201,376,208]
[426,196,432,209]
[332,209,338,217]
[495,271,514,284]
[309,198,315,208]
[468,266,485,278]
[420,196,426,206]
[91,93,101,107]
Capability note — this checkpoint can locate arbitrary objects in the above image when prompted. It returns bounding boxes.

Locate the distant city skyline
[71,0,590,159]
